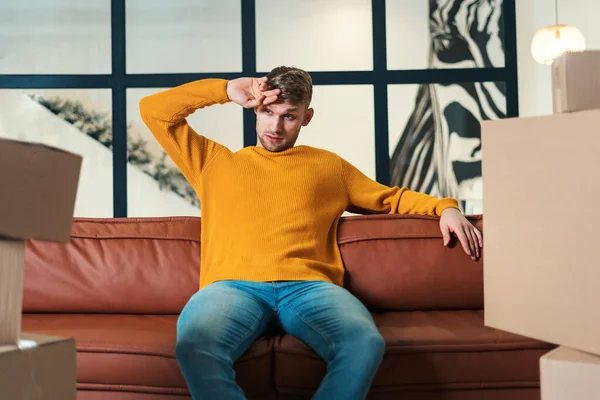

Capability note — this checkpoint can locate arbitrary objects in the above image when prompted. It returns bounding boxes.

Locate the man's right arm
[139,78,230,188]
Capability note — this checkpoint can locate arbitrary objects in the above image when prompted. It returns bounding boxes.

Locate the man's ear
[302,108,314,127]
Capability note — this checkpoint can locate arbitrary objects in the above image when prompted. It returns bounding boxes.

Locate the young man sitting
[139,66,483,400]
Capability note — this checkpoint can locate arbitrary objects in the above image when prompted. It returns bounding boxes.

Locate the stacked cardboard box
[481,50,600,399]
[551,50,600,113]
[540,347,600,400]
[0,138,81,399]
[0,334,77,399]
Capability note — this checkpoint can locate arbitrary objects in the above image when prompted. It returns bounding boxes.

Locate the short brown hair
[266,66,313,107]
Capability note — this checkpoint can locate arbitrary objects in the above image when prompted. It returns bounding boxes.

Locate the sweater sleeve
[139,79,231,188]
[340,158,460,217]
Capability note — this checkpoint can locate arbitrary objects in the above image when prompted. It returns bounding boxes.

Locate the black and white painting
[389,0,506,214]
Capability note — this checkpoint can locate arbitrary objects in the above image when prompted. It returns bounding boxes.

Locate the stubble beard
[258,134,292,152]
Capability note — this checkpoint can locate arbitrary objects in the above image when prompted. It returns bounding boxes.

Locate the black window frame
[0,0,518,218]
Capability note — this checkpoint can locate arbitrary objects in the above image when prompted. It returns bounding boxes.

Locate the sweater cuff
[435,198,460,216]
[210,79,232,104]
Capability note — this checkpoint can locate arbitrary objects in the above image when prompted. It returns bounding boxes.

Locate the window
[0,0,518,217]
[0,89,113,217]
[0,0,111,74]
[125,0,242,74]
[256,0,373,72]
[126,88,243,216]
[297,85,376,179]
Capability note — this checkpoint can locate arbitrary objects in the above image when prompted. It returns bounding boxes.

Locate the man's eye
[285,115,295,120]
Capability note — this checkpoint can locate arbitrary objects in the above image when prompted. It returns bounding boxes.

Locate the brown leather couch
[21,215,554,399]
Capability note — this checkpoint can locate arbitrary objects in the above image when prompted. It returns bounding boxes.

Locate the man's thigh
[276,281,380,361]
[177,281,275,361]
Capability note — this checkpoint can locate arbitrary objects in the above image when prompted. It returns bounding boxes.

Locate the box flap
[543,346,600,367]
[0,333,73,355]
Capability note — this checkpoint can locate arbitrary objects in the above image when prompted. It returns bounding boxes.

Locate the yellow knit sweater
[139,79,459,288]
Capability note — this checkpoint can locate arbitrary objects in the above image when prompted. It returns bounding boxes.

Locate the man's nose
[269,117,283,132]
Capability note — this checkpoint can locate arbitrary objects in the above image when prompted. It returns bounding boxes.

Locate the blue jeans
[175,280,385,400]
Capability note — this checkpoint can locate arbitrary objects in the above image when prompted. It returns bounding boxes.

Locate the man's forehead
[265,102,301,113]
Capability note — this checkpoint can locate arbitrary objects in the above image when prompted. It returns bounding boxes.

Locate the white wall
[256,0,373,72]
[296,85,376,180]
[0,0,110,74]
[126,0,242,73]
[516,0,600,117]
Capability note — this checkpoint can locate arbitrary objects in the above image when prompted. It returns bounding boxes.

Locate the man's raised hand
[226,77,280,109]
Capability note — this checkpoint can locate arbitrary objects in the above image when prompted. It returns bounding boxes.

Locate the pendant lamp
[531,0,586,65]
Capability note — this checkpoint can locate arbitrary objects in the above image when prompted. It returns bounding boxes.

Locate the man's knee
[347,331,385,372]
[175,313,221,359]
[174,338,193,362]
[336,321,385,360]
[364,331,386,360]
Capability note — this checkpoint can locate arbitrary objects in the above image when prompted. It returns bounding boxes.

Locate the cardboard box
[0,138,82,242]
[0,138,82,344]
[0,333,76,399]
[541,346,600,400]
[481,109,600,355]
[552,50,600,113]
[0,240,25,346]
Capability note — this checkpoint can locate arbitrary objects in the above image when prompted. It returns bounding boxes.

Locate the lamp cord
[555,0,559,26]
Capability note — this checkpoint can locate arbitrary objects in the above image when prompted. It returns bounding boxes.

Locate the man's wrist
[225,80,232,101]
[436,198,460,216]
[441,207,461,216]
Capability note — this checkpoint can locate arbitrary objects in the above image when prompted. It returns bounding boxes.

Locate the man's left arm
[341,158,482,260]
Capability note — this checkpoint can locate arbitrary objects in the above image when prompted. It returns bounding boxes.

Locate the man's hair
[266,66,313,107]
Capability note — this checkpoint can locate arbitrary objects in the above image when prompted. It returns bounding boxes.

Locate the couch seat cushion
[273,310,555,395]
[22,314,273,397]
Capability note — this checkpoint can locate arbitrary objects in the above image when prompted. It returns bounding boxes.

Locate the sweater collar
[250,145,308,157]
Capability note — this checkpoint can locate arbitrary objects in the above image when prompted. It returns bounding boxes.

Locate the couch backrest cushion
[23,217,200,313]
[23,214,483,314]
[338,214,484,310]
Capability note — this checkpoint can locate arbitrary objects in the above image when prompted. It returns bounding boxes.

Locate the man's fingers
[466,227,478,259]
[246,95,264,108]
[257,77,268,91]
[261,89,280,103]
[263,95,279,105]
[441,226,451,246]
[471,227,482,259]
[262,88,280,98]
[475,227,483,247]
[455,229,472,257]
[464,228,475,259]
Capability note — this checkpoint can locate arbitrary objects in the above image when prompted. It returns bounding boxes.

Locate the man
[139,66,483,400]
